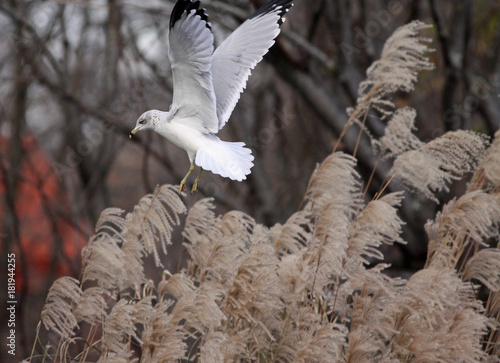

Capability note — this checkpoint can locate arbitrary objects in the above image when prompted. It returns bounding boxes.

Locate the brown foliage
[33,21,500,362]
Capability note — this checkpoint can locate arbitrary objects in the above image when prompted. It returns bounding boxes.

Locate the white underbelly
[157,122,210,163]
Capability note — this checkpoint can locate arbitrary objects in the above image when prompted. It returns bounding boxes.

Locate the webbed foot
[178,181,187,194]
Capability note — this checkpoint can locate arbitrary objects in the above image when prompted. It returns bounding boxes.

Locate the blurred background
[0,0,499,361]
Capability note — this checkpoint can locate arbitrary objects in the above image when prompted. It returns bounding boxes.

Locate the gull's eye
[139,119,146,125]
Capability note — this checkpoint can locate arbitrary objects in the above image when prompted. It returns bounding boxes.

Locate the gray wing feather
[168,2,218,133]
[211,0,292,130]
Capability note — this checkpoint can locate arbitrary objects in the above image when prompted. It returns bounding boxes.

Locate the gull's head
[130,110,160,138]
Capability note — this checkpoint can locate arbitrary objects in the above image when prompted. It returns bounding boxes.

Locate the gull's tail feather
[195,137,254,181]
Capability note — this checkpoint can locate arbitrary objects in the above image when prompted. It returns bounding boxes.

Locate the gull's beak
[129,128,139,139]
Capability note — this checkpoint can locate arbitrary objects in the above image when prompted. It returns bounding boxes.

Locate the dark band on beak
[129,128,139,139]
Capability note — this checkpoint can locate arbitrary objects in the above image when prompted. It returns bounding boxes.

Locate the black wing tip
[249,0,293,26]
[169,0,211,30]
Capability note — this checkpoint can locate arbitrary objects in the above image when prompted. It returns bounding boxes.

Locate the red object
[0,133,88,294]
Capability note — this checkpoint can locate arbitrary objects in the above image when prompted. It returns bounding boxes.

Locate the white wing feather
[211,0,292,130]
[168,2,219,133]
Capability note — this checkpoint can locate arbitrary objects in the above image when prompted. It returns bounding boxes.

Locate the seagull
[130,0,293,194]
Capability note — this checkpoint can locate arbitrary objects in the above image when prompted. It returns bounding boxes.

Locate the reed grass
[29,21,500,362]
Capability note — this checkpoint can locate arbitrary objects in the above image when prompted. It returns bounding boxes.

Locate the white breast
[156,120,209,164]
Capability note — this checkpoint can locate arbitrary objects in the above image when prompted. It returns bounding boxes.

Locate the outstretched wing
[211,0,293,130]
[168,0,218,133]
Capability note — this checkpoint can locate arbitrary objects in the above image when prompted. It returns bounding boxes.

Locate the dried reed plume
[31,21,500,362]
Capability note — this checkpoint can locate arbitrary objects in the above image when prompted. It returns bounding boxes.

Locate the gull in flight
[130,0,293,194]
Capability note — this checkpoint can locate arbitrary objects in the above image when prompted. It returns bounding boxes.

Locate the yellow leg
[191,168,203,193]
[179,164,194,194]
